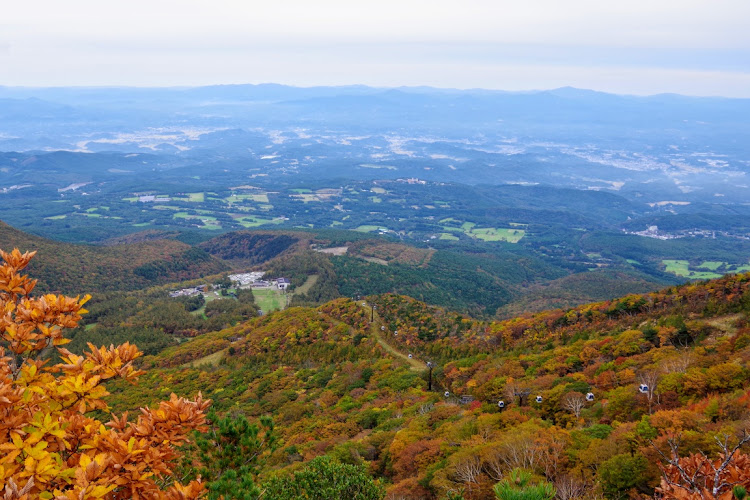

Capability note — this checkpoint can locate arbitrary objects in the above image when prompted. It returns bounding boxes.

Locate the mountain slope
[104,272,750,499]
[0,220,228,293]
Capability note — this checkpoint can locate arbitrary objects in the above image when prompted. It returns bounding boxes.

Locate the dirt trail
[359,303,426,372]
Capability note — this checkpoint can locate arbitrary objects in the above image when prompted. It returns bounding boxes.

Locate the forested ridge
[98,271,750,499]
[5,235,750,498]
[0,220,228,293]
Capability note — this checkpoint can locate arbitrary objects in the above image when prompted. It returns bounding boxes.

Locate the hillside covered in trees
[96,270,750,499]
[4,238,750,498]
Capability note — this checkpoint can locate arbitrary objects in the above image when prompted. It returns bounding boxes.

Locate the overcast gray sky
[2,0,750,96]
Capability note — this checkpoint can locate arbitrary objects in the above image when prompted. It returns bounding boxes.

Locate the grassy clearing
[45,215,67,220]
[698,261,724,270]
[439,233,459,241]
[292,194,319,202]
[369,196,382,203]
[236,216,282,228]
[226,193,270,203]
[354,225,383,233]
[663,260,722,279]
[188,192,205,202]
[253,289,286,313]
[183,349,226,368]
[470,227,525,243]
[371,187,386,194]
[294,275,319,295]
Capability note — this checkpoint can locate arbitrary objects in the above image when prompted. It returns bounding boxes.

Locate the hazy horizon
[3,1,749,98]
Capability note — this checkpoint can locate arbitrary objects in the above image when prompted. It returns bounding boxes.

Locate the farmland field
[663,260,722,279]
[469,227,525,243]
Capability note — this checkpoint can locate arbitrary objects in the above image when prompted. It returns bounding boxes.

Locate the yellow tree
[0,249,210,499]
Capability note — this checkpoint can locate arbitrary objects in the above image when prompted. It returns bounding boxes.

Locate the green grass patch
[294,275,319,295]
[663,260,722,279]
[469,227,525,243]
[45,215,67,220]
[354,225,382,233]
[188,192,205,202]
[226,193,270,203]
[371,187,386,194]
[253,289,286,313]
[122,197,138,202]
[697,261,724,270]
[439,233,460,241]
[183,349,226,368]
[369,196,382,203]
[292,194,319,202]
[236,216,283,228]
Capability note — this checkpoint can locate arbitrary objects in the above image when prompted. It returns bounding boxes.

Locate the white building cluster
[228,272,266,286]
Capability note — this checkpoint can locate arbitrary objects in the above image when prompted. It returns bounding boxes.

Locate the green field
[226,193,269,203]
[235,216,283,228]
[469,227,525,243]
[697,261,723,270]
[439,233,459,241]
[295,275,319,295]
[663,260,722,279]
[253,289,286,313]
[45,215,67,220]
[188,192,205,202]
[354,225,383,233]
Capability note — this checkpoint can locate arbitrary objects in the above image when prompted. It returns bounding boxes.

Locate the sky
[2,0,750,96]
